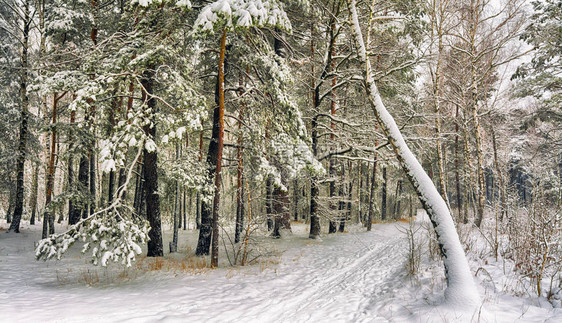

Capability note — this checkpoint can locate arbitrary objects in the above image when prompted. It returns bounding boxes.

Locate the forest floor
[0,213,560,322]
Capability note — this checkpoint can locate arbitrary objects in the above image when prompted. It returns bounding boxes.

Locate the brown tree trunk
[196,36,231,258]
[210,29,227,268]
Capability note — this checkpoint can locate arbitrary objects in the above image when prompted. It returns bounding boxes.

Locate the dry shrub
[81,269,100,286]
[257,257,280,272]
[136,255,208,274]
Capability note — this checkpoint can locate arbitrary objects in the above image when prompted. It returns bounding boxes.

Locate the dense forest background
[1,0,560,303]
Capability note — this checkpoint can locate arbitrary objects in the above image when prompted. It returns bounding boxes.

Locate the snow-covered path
[1,221,409,322]
[2,219,561,322]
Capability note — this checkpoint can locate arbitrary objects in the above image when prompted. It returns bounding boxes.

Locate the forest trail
[121,221,411,322]
[0,219,411,322]
[2,217,559,322]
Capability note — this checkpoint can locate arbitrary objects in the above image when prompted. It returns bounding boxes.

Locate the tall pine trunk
[235,82,245,244]
[9,0,31,233]
[29,163,39,225]
[454,105,463,222]
[309,116,321,238]
[210,29,227,267]
[195,131,203,229]
[196,31,228,258]
[142,67,163,257]
[367,152,377,231]
[42,93,60,238]
[381,166,387,221]
[68,110,81,225]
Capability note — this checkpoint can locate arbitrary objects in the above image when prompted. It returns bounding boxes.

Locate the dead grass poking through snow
[135,255,208,274]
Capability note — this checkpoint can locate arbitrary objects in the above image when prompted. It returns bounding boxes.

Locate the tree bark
[430,0,451,210]
[293,178,299,221]
[266,175,274,231]
[491,128,507,221]
[393,179,403,218]
[308,22,321,239]
[9,0,31,233]
[381,166,387,221]
[210,29,227,268]
[367,152,377,231]
[68,110,81,225]
[142,67,163,257]
[42,93,60,238]
[196,31,229,258]
[235,70,246,244]
[272,186,291,238]
[196,131,203,229]
[309,117,321,239]
[454,105,463,222]
[6,183,15,223]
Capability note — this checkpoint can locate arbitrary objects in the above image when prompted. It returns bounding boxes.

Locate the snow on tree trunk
[347,0,479,306]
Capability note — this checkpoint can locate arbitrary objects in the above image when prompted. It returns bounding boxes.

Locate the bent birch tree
[347,0,479,306]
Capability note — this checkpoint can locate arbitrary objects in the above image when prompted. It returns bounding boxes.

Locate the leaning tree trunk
[347,0,479,305]
[141,67,163,258]
[9,0,31,233]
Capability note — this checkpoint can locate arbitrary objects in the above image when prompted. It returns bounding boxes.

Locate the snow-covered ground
[1,214,560,322]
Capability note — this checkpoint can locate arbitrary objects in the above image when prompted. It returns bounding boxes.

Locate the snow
[2,218,560,322]
[347,0,479,307]
[193,0,291,33]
